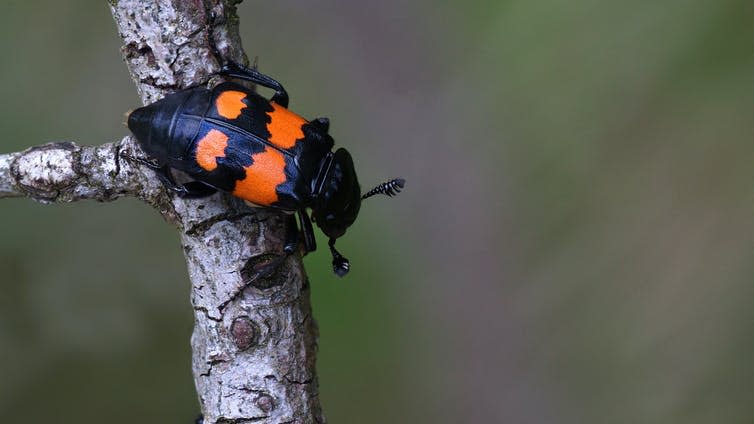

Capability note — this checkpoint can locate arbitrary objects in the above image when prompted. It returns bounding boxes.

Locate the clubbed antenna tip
[361,178,406,200]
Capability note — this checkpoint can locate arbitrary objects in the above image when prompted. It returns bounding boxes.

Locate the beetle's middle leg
[133,159,218,199]
[280,210,317,256]
[154,166,218,198]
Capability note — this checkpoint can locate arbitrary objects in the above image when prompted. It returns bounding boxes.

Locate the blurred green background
[1,0,753,422]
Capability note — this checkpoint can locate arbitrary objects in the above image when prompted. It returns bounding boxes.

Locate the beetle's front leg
[283,213,299,254]
[282,211,319,255]
[297,210,317,254]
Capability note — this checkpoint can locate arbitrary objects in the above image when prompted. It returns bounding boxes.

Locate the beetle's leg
[220,61,290,107]
[283,213,299,254]
[206,12,287,105]
[141,163,218,199]
[283,211,318,255]
[148,165,185,195]
[328,238,350,277]
[126,157,180,191]
[298,210,317,254]
[177,181,219,199]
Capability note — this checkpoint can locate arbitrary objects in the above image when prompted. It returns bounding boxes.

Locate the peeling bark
[0,1,323,423]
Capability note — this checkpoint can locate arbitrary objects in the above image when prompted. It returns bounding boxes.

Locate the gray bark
[0,1,323,422]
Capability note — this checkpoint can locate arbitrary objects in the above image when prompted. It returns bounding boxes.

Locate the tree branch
[0,139,167,206]
[0,1,323,422]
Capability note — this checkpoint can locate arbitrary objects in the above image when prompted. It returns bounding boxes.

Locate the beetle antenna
[361,178,405,200]
[329,238,350,277]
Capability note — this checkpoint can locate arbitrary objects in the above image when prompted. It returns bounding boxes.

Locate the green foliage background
[1,1,752,422]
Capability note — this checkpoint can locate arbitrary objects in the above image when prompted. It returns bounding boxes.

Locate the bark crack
[194,305,223,323]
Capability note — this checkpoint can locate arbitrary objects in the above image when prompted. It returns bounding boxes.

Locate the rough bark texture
[1,1,323,422]
[0,141,158,203]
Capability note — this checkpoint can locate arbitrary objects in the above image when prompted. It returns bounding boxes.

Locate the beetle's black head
[313,148,361,240]
[312,148,405,277]
[311,148,361,276]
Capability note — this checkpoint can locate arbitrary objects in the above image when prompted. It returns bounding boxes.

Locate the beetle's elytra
[127,62,404,276]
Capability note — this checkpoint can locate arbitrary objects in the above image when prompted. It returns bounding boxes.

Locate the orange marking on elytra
[233,147,287,206]
[266,102,306,149]
[195,129,229,171]
[216,90,247,119]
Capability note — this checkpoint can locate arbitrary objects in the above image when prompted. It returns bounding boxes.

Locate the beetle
[127,62,404,276]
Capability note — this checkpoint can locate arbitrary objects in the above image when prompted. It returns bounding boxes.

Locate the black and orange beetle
[128,62,404,276]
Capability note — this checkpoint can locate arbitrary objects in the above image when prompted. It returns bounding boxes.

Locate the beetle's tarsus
[328,238,350,277]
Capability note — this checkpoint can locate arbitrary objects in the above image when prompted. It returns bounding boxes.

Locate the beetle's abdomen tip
[127,106,153,143]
